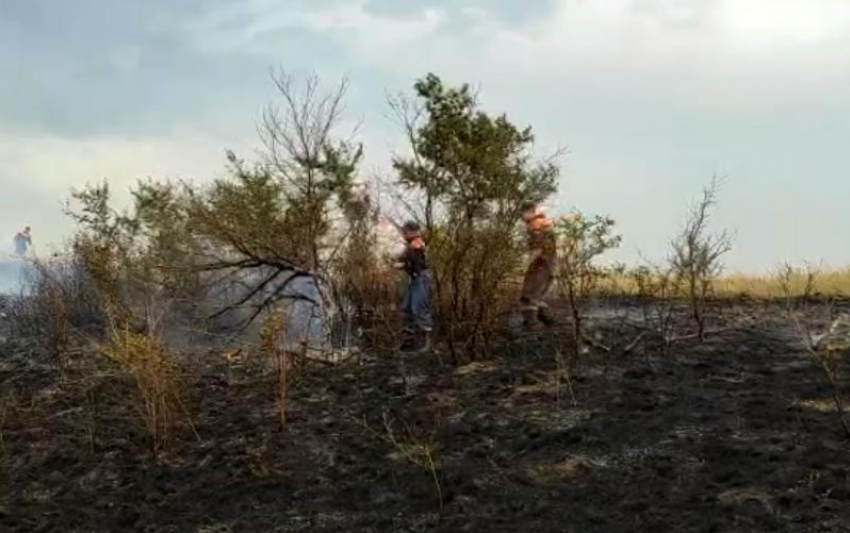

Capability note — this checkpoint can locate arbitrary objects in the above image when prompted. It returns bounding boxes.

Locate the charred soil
[1,301,849,532]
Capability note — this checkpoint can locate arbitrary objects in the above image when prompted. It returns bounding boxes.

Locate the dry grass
[599,268,850,300]
[260,307,300,431]
[718,268,850,298]
[98,327,192,460]
[357,410,445,517]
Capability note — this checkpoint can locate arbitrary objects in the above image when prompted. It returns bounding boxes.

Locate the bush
[390,73,559,361]
[669,177,732,341]
[98,326,191,460]
[554,213,621,360]
[6,254,106,354]
[630,264,680,354]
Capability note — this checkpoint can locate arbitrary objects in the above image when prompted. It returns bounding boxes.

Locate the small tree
[670,177,732,341]
[259,69,362,271]
[65,179,206,333]
[391,73,559,361]
[131,179,205,309]
[554,213,621,361]
[65,181,138,327]
[631,264,680,355]
[188,70,362,330]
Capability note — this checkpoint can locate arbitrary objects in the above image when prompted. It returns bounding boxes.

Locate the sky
[0,0,848,271]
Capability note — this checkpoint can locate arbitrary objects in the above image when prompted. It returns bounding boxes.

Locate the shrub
[6,254,106,354]
[778,263,850,439]
[631,264,680,354]
[99,326,191,460]
[260,306,305,430]
[390,73,559,361]
[554,213,621,361]
[669,176,732,341]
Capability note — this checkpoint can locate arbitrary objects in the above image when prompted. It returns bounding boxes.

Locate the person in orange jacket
[519,202,558,328]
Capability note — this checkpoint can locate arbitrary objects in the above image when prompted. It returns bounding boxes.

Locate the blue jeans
[403,270,433,333]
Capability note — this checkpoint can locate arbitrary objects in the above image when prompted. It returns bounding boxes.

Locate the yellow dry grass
[99,327,188,459]
[717,268,850,298]
[597,267,850,299]
[792,398,838,413]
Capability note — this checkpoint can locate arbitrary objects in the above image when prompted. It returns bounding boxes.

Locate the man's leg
[400,281,416,351]
[535,258,556,326]
[413,273,434,332]
[411,274,434,351]
[520,257,549,328]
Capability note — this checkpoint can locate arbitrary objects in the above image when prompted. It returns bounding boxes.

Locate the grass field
[717,268,850,298]
[598,267,850,300]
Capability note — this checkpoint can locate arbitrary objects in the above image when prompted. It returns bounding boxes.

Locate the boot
[538,307,556,327]
[399,328,417,352]
[522,308,539,331]
[418,331,433,353]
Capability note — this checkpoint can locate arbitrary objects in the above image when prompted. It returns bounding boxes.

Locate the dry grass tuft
[99,327,192,460]
[260,307,305,431]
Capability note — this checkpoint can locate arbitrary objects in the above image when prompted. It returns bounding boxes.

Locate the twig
[622,332,647,355]
[580,332,611,353]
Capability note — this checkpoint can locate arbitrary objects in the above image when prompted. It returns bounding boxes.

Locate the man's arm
[393,248,408,270]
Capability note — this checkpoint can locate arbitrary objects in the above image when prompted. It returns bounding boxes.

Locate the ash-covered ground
[1,300,849,532]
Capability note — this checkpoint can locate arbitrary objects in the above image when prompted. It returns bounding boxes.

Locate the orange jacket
[526,215,554,234]
[400,233,429,277]
[525,214,556,257]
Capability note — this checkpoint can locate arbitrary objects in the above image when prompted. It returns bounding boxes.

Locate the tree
[670,176,732,341]
[188,70,363,329]
[131,179,203,304]
[65,181,138,326]
[392,73,560,361]
[259,69,362,270]
[61,72,363,338]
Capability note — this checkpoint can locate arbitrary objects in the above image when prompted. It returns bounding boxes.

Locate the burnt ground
[1,301,850,532]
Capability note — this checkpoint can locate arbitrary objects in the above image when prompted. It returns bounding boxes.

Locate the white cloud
[4,0,849,269]
[186,0,850,109]
[720,0,845,44]
[305,4,444,50]
[0,130,249,250]
[186,0,445,62]
[409,0,850,110]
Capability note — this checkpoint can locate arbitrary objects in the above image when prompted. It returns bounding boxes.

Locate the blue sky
[1,0,848,270]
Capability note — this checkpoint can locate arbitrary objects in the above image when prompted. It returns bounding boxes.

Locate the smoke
[0,256,29,295]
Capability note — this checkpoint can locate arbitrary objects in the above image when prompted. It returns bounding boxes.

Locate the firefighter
[393,221,433,352]
[13,226,32,256]
[518,202,558,328]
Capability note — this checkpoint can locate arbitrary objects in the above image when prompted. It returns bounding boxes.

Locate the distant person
[394,221,433,352]
[13,226,32,256]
